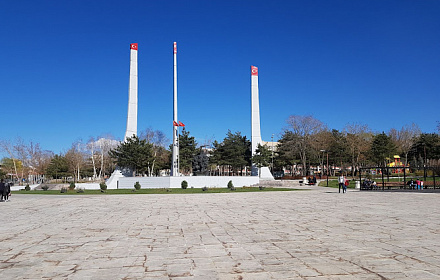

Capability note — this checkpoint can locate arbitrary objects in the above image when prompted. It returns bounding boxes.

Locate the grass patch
[318,180,356,189]
[13,187,299,195]
[318,180,338,188]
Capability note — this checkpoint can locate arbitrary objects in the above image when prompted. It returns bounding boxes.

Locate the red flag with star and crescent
[251,66,258,76]
[130,43,138,50]
[178,121,185,127]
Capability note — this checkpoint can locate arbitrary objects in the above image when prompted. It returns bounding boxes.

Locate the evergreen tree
[109,136,154,176]
[46,155,69,180]
[328,129,350,172]
[276,131,300,175]
[211,130,251,175]
[192,148,209,175]
[178,128,197,175]
[252,143,272,174]
[369,132,397,166]
[408,133,440,167]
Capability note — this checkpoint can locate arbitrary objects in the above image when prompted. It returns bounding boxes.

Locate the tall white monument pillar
[124,43,138,140]
[251,66,274,179]
[171,42,179,176]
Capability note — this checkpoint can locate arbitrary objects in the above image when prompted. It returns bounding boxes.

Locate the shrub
[69,182,76,190]
[41,185,49,191]
[230,186,236,191]
[100,182,107,191]
[181,180,188,189]
[60,187,67,193]
[134,181,141,190]
[259,186,265,190]
[76,188,85,193]
[227,180,234,189]
[25,184,30,191]
[202,186,208,191]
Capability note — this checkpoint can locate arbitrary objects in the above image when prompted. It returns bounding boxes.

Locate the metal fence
[358,166,438,191]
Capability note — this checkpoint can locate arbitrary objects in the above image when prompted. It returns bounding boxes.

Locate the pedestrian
[0,179,5,202]
[343,179,349,193]
[407,179,413,189]
[312,175,317,185]
[420,180,424,190]
[415,178,420,190]
[3,182,10,202]
[338,174,345,193]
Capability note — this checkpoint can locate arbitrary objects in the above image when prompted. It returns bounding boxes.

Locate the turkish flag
[178,121,185,127]
[173,121,178,126]
[173,42,177,54]
[130,43,138,50]
[251,66,258,76]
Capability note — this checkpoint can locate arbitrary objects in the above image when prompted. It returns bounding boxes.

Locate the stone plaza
[1,185,439,279]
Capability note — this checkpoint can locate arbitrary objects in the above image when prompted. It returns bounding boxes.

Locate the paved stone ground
[1,186,440,279]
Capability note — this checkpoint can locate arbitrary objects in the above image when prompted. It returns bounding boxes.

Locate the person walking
[0,179,5,202]
[343,179,349,193]
[3,182,11,202]
[338,174,345,193]
[415,178,420,190]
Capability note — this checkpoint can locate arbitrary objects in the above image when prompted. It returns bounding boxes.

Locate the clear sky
[1,0,439,156]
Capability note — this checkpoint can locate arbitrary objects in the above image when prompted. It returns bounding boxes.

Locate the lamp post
[320,149,329,187]
[271,134,274,173]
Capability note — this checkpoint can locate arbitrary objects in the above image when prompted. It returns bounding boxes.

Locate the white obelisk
[124,43,138,141]
[171,42,179,176]
[251,65,274,179]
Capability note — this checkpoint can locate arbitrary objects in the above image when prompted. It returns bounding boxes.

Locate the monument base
[259,167,274,180]
[117,176,260,189]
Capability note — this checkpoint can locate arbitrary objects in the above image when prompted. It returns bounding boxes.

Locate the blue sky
[1,0,439,156]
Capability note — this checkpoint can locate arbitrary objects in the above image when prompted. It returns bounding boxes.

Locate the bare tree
[65,140,86,182]
[0,140,20,182]
[13,138,29,182]
[86,137,98,180]
[310,130,332,175]
[140,128,170,176]
[26,142,53,183]
[95,135,119,179]
[343,123,373,176]
[388,123,421,165]
[140,128,169,148]
[285,115,326,176]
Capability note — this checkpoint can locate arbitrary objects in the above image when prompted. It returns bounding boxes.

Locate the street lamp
[271,134,274,173]
[320,150,329,187]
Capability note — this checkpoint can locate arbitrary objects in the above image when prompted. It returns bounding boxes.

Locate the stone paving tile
[1,187,440,279]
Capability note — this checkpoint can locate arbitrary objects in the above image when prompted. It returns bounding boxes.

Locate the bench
[374,181,437,190]
[374,182,405,190]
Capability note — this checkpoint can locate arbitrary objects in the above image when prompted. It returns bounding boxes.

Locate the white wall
[76,183,101,190]
[117,176,260,189]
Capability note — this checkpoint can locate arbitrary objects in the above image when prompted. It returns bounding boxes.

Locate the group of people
[338,174,350,193]
[361,178,378,190]
[307,176,317,185]
[407,179,424,190]
[0,179,11,202]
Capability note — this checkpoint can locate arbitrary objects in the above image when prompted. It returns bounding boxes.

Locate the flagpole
[171,42,179,176]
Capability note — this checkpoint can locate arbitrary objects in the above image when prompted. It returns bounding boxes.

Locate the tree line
[1,118,439,183]
[276,116,440,176]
